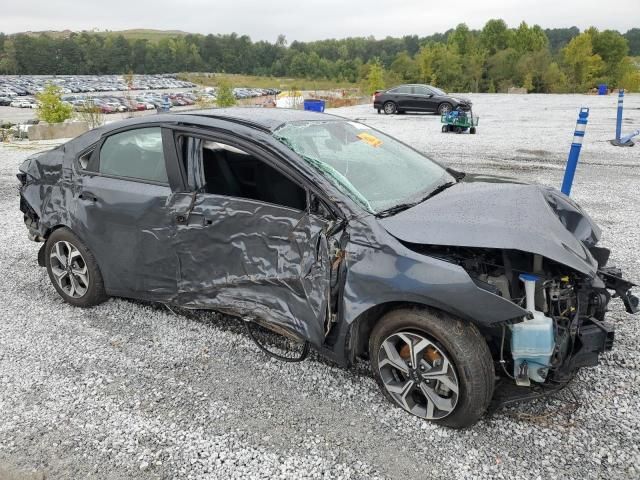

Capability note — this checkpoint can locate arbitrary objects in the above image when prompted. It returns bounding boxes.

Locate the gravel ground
[1,94,639,480]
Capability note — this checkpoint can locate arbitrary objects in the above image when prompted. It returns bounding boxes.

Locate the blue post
[561,107,589,196]
[619,129,640,146]
[615,89,624,141]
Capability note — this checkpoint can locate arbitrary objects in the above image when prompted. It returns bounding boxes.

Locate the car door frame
[70,123,184,299]
[386,86,413,111]
[78,122,184,192]
[408,85,436,112]
[164,124,347,346]
[166,124,345,219]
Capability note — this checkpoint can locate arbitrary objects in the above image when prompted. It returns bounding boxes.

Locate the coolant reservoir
[511,273,555,384]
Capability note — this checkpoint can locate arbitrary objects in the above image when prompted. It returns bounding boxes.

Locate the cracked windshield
[274,120,451,213]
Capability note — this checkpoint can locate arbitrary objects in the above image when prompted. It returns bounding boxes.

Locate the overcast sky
[2,0,638,41]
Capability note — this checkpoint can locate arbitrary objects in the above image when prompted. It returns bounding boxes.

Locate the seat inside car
[201,144,306,211]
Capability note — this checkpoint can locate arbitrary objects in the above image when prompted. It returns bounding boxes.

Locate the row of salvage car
[0,74,196,97]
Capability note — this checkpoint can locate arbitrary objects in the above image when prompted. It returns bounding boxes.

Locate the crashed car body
[18,108,638,428]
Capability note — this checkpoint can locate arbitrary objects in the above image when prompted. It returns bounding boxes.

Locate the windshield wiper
[375,181,457,218]
[446,167,466,181]
[375,202,419,218]
[421,181,457,201]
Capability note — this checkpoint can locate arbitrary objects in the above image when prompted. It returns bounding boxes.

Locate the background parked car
[373,84,472,115]
[10,98,37,109]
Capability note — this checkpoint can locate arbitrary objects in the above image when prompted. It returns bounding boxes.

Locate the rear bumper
[19,193,44,241]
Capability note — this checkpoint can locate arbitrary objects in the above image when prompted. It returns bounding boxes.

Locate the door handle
[78,192,98,202]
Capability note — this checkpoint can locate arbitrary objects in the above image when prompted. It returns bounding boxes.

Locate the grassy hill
[98,29,191,41]
[18,29,191,42]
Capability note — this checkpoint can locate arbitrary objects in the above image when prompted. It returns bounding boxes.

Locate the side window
[179,135,307,211]
[98,127,168,183]
[413,86,431,96]
[390,86,411,94]
[78,148,95,171]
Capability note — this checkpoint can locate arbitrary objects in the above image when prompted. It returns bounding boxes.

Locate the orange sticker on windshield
[357,132,383,148]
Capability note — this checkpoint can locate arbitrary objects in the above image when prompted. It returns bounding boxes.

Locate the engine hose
[500,325,515,380]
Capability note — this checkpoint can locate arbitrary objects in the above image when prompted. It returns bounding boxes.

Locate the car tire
[438,103,453,115]
[470,127,477,135]
[369,307,494,429]
[45,227,108,307]
[383,101,397,114]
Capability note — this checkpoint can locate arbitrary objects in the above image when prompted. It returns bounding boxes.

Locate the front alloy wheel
[378,332,459,420]
[369,308,495,428]
[438,103,452,115]
[49,241,89,298]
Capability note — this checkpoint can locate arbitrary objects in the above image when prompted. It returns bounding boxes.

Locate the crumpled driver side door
[170,193,331,346]
[166,132,334,347]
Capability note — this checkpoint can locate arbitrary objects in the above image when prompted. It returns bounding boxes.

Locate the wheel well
[350,301,498,361]
[37,224,69,266]
[43,224,69,241]
[351,301,439,359]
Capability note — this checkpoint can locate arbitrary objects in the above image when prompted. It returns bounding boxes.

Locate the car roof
[66,107,345,152]
[179,107,341,132]
[91,107,342,136]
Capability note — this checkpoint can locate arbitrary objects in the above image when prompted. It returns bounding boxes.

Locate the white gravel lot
[0,94,639,480]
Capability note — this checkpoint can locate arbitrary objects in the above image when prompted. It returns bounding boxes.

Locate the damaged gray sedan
[18,108,638,428]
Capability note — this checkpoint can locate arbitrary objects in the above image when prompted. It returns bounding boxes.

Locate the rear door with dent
[72,126,178,298]
[168,132,335,346]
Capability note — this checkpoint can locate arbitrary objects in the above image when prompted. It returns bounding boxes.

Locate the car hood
[451,96,472,104]
[378,177,600,277]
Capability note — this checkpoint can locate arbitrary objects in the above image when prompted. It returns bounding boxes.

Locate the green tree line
[0,21,639,92]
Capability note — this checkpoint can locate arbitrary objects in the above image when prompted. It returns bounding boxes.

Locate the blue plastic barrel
[598,84,608,95]
[303,99,326,112]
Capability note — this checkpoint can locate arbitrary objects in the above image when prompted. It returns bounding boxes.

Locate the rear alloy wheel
[370,308,495,428]
[438,103,453,115]
[45,228,107,307]
[49,241,90,298]
[383,101,397,114]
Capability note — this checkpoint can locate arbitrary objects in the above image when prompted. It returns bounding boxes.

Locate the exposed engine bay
[408,244,638,388]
